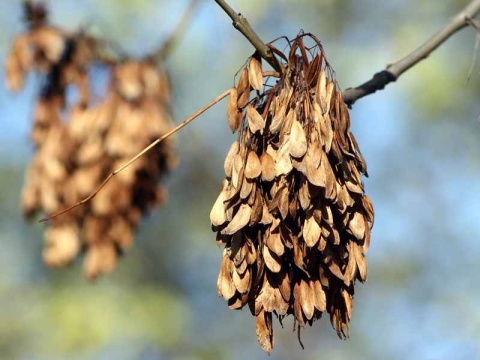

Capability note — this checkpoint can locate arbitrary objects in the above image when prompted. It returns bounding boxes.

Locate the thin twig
[466,32,480,82]
[214,0,282,73]
[343,0,480,106]
[40,89,232,222]
[297,326,305,350]
[95,0,201,64]
[466,17,480,81]
[262,70,281,77]
[152,0,201,62]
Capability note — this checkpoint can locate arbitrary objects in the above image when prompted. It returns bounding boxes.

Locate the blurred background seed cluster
[0,0,479,359]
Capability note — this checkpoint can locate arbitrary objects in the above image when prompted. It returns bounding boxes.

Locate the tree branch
[151,0,201,62]
[214,0,282,73]
[466,18,480,81]
[94,0,200,64]
[343,0,480,106]
[40,88,231,222]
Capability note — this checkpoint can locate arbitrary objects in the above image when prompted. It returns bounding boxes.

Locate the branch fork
[215,0,480,106]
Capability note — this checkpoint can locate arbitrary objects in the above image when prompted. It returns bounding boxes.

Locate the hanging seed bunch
[5,2,177,279]
[65,59,177,279]
[210,33,374,352]
[5,1,94,146]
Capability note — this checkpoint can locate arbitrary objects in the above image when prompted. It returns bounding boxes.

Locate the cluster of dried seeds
[5,3,177,279]
[211,34,374,352]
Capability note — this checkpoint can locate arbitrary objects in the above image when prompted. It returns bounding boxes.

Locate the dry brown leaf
[228,293,248,310]
[363,225,371,253]
[345,179,363,194]
[298,176,311,210]
[245,150,262,179]
[236,67,250,108]
[210,181,229,227]
[255,310,273,353]
[349,212,366,240]
[247,181,257,206]
[246,105,265,134]
[352,242,368,282]
[318,234,327,251]
[258,280,276,313]
[13,33,32,69]
[280,108,295,144]
[217,251,236,300]
[114,61,143,101]
[292,233,304,270]
[231,153,243,189]
[263,245,282,273]
[305,149,326,187]
[277,272,290,302]
[299,279,315,320]
[330,226,340,246]
[239,177,254,199]
[232,267,251,293]
[344,241,357,286]
[224,141,239,178]
[325,81,335,114]
[221,203,252,235]
[329,260,344,281]
[83,243,117,280]
[235,259,248,276]
[289,119,308,158]
[245,238,257,265]
[5,52,24,92]
[363,195,374,225]
[260,203,274,225]
[303,214,321,247]
[269,88,292,134]
[314,103,333,152]
[342,288,353,320]
[275,139,293,176]
[227,88,241,133]
[320,151,337,199]
[278,186,289,219]
[311,279,326,312]
[249,55,263,91]
[266,224,285,256]
[293,283,307,326]
[274,288,289,315]
[32,26,65,64]
[322,205,334,226]
[316,70,327,113]
[260,152,275,182]
[43,224,80,267]
[319,265,329,287]
[250,191,263,223]
[288,195,297,219]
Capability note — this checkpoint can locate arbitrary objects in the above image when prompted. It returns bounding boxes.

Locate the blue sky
[0,1,479,359]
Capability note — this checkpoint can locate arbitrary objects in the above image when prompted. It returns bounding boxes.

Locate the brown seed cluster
[6,3,177,279]
[211,34,374,352]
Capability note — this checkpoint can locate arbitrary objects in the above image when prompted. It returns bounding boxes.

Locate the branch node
[215,0,282,74]
[343,0,480,106]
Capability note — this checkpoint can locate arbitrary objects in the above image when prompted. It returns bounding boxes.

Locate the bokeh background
[1,0,480,359]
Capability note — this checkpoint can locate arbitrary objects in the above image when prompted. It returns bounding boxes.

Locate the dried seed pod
[248,52,263,91]
[246,105,265,134]
[245,151,262,179]
[6,7,177,280]
[211,33,374,351]
[43,222,81,267]
[227,88,242,133]
[236,67,250,108]
[289,118,307,158]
